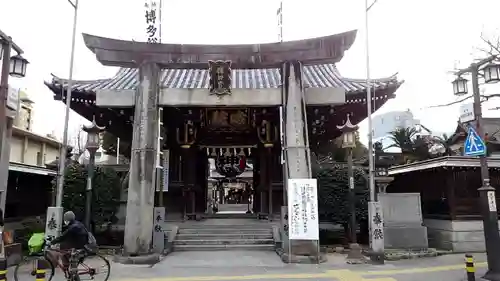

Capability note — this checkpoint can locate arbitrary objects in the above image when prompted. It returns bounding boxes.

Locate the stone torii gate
[82,31,355,257]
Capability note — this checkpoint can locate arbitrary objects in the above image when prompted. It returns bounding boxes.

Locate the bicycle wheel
[14,255,55,281]
[76,254,110,281]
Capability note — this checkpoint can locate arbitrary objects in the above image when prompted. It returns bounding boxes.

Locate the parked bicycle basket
[27,232,45,254]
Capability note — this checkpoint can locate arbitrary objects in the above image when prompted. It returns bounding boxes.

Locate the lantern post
[0,28,28,276]
[82,118,105,230]
[337,114,364,263]
[453,56,500,281]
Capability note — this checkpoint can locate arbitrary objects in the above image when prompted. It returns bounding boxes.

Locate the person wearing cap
[46,211,89,269]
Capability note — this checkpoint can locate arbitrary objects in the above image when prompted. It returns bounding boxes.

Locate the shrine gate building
[45,30,402,257]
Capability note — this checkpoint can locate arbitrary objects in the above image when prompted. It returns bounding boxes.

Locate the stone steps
[205,213,255,219]
[177,233,273,240]
[174,238,274,245]
[174,220,275,252]
[178,228,271,234]
[173,244,275,251]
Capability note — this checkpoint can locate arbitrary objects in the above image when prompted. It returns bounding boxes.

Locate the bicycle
[14,237,110,281]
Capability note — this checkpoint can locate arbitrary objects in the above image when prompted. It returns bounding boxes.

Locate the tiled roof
[49,64,400,94]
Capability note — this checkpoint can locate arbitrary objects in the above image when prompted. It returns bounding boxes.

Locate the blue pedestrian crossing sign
[464,127,486,156]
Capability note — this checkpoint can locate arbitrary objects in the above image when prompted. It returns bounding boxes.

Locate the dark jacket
[52,220,88,249]
[0,208,4,226]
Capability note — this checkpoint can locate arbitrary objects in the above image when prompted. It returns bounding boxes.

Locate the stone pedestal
[152,207,165,254]
[379,193,428,250]
[123,62,160,255]
[425,219,500,252]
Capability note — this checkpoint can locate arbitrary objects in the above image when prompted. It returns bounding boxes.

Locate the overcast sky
[1,0,500,144]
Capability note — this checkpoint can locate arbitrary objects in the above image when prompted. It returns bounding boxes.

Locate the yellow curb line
[359,261,487,276]
[117,262,488,281]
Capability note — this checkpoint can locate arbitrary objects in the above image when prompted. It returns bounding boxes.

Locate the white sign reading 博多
[287,178,319,240]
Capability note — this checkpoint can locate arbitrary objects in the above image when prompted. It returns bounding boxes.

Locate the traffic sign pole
[470,65,500,281]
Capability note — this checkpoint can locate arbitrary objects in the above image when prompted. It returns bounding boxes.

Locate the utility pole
[364,0,385,264]
[46,0,79,241]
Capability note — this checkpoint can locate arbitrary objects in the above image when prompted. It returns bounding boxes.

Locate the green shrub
[58,163,122,229]
[316,164,369,226]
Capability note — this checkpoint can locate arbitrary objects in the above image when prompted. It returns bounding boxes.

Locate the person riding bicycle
[46,211,89,269]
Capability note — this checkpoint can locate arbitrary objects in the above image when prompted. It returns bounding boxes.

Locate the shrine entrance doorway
[207,149,254,215]
[164,107,284,221]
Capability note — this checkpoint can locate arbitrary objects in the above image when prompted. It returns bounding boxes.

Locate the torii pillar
[124,61,160,255]
[281,61,319,262]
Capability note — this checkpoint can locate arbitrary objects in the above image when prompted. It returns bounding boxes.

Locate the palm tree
[387,127,418,153]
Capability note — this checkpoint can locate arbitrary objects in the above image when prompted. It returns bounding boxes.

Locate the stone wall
[424,219,499,252]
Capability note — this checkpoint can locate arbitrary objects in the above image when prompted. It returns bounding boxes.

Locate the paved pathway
[13,251,489,281]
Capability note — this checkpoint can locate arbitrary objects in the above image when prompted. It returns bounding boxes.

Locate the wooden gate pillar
[176,115,198,220]
[257,116,278,220]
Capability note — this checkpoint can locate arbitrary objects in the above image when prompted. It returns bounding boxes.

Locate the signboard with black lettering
[369,201,385,251]
[45,207,63,245]
[152,207,165,253]
[144,0,160,43]
[287,178,319,240]
[208,60,232,96]
[163,150,170,192]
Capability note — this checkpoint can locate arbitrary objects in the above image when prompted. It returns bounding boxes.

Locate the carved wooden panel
[206,109,250,131]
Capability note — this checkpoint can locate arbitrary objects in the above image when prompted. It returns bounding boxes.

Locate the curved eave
[46,64,402,98]
[82,30,357,69]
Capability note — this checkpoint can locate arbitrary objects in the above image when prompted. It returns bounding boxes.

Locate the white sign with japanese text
[488,191,497,212]
[287,178,319,240]
[152,207,165,253]
[6,86,19,112]
[163,149,169,192]
[369,201,385,251]
[459,103,474,123]
[144,0,161,43]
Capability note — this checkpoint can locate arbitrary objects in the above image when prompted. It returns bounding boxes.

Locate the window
[19,107,32,131]
[36,152,43,166]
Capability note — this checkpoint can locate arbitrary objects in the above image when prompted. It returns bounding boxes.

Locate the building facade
[3,89,61,219]
[372,110,420,140]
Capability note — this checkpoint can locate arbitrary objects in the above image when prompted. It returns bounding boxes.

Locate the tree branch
[480,32,500,57]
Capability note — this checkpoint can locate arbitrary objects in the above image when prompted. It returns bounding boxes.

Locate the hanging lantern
[9,54,29,78]
[483,63,500,84]
[452,76,468,96]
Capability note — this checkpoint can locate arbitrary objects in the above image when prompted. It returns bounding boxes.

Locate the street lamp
[9,54,29,78]
[0,30,26,277]
[82,118,105,231]
[452,55,500,281]
[337,114,359,243]
[483,63,500,84]
[337,114,364,263]
[452,76,468,96]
